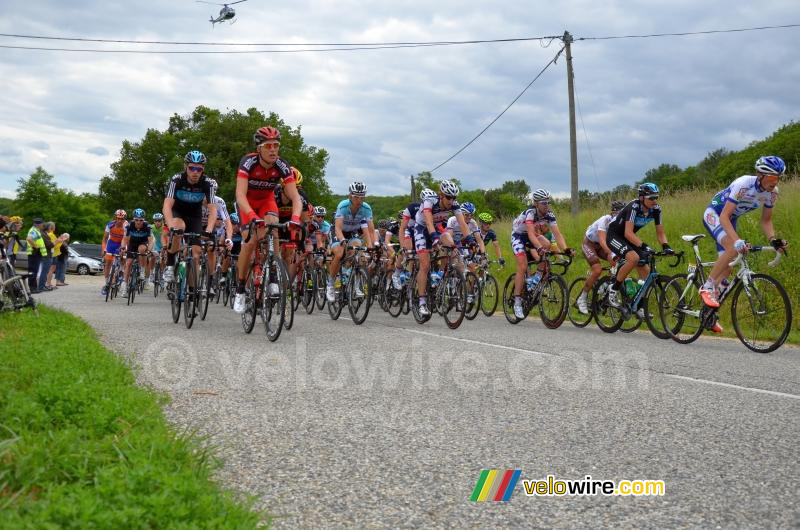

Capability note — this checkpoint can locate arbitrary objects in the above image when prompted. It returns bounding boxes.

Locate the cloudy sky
[0,1,798,200]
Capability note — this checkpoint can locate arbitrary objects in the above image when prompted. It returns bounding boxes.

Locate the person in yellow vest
[55,233,70,286]
[26,218,47,293]
[46,223,64,290]
[38,222,56,292]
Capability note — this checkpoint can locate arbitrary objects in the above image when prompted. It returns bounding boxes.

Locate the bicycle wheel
[127,276,136,306]
[281,263,295,331]
[539,274,567,329]
[198,262,210,321]
[642,275,676,339]
[502,274,522,324]
[731,273,792,353]
[184,260,198,329]
[213,271,222,304]
[592,276,623,333]
[301,267,315,314]
[327,273,344,320]
[290,274,301,313]
[348,268,371,325]
[242,266,257,333]
[480,274,499,317]
[315,268,328,310]
[438,272,466,329]
[464,271,480,321]
[659,274,704,344]
[171,280,182,323]
[567,277,593,327]
[222,269,231,307]
[264,258,288,342]
[409,269,431,324]
[619,311,642,333]
[153,262,161,298]
[385,274,404,318]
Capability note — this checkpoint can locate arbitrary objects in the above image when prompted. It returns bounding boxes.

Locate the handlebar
[243,219,307,244]
[729,245,783,268]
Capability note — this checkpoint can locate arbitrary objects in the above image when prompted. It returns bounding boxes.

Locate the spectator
[56,233,70,286]
[26,218,46,293]
[47,223,62,289]
[38,222,55,292]
[8,217,23,267]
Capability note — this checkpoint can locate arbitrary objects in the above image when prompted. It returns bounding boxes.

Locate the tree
[499,179,531,202]
[99,106,331,215]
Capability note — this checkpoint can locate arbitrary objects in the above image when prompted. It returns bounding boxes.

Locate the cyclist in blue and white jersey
[447,202,486,258]
[413,180,470,317]
[509,189,574,319]
[326,181,375,302]
[699,155,787,313]
[310,206,331,250]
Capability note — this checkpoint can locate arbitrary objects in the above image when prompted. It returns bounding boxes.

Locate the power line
[577,23,800,41]
[428,46,565,174]
[0,32,562,47]
[0,43,463,54]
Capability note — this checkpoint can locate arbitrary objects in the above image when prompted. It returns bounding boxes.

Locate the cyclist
[202,195,233,296]
[392,188,436,289]
[413,180,470,317]
[447,202,486,260]
[310,206,331,250]
[699,155,787,315]
[477,212,505,267]
[233,126,303,314]
[509,189,574,320]
[575,200,624,314]
[101,209,128,296]
[148,213,165,284]
[326,181,375,302]
[119,208,154,297]
[605,183,673,308]
[162,150,218,284]
[275,168,313,283]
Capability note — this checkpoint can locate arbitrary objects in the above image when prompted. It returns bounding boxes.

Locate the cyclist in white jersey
[202,196,233,296]
[575,201,624,314]
[699,155,787,314]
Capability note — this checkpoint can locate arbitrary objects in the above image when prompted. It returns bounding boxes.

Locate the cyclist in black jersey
[477,212,504,266]
[605,182,673,307]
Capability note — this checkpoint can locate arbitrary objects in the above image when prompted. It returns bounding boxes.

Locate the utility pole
[410,174,416,201]
[564,31,579,215]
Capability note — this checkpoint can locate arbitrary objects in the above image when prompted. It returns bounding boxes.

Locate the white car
[15,247,103,275]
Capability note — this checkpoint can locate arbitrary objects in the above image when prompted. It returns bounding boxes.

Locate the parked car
[15,247,103,275]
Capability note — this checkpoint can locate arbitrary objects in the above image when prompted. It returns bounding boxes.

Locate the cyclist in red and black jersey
[233,126,303,314]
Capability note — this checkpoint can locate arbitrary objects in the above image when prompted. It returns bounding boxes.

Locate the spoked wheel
[731,273,792,353]
[315,268,328,310]
[283,271,296,331]
[153,263,161,298]
[385,274,404,318]
[410,270,431,324]
[184,260,198,329]
[464,271,480,321]
[592,276,623,333]
[127,279,136,306]
[539,274,567,329]
[348,268,371,324]
[170,281,182,323]
[480,273,499,317]
[222,270,231,307]
[642,275,677,339]
[104,275,113,303]
[660,274,705,344]
[196,264,209,321]
[262,258,288,341]
[241,266,257,334]
[301,267,315,314]
[327,274,344,320]
[567,277,593,327]
[502,274,524,324]
[619,311,642,333]
[437,272,466,329]
[213,271,222,305]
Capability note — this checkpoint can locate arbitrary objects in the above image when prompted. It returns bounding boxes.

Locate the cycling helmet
[478,212,493,223]
[313,205,327,216]
[638,182,660,196]
[115,209,127,219]
[611,200,625,212]
[230,212,240,224]
[9,215,22,223]
[419,188,437,202]
[152,213,164,221]
[378,219,389,230]
[290,166,303,185]
[184,150,207,165]
[132,208,145,219]
[754,155,786,176]
[460,202,476,215]
[254,126,281,144]
[532,188,551,202]
[349,181,367,196]
[439,180,460,198]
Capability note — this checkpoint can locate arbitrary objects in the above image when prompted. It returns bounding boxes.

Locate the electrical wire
[577,23,800,40]
[428,46,565,174]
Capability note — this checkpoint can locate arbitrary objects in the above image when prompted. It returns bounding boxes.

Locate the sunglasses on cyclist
[187,165,204,172]
[537,200,551,206]
[644,195,659,201]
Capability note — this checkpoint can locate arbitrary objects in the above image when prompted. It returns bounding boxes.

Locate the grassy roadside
[487,178,799,345]
[0,307,264,528]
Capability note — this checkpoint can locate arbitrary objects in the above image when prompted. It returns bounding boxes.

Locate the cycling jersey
[275,187,311,222]
[480,228,497,244]
[151,226,164,252]
[414,197,462,227]
[585,214,613,244]
[446,216,480,244]
[334,199,372,234]
[511,208,557,236]
[202,196,230,225]
[708,175,776,219]
[125,220,151,242]
[606,199,662,237]
[166,173,216,215]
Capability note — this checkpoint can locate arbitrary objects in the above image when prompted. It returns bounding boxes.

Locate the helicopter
[197,0,248,26]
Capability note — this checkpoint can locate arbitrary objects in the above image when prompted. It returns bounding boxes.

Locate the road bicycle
[503,251,572,328]
[0,235,36,313]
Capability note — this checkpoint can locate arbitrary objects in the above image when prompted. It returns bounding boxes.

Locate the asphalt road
[43,275,800,528]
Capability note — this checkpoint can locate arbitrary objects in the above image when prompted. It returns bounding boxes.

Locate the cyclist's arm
[364,219,375,248]
[760,205,777,241]
[492,240,502,260]
[163,197,176,228]
[384,230,393,246]
[283,181,303,220]
[474,231,486,254]
[719,201,740,243]
[551,224,568,252]
[335,217,345,242]
[655,224,668,247]
[598,229,612,257]
[424,209,436,234]
[121,234,130,253]
[623,220,643,248]
[101,229,109,253]
[146,234,154,253]
[235,178,253,221]
[525,222,543,250]
[204,202,217,234]
[224,217,233,241]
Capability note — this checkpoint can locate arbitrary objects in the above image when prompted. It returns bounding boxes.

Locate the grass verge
[0,306,264,528]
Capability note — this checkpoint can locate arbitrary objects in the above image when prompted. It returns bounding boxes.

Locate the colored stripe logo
[470,470,522,501]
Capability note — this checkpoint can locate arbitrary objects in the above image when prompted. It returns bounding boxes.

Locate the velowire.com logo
[469,470,522,502]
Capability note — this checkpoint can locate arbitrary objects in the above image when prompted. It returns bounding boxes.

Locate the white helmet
[439,180,460,198]
[531,188,551,203]
[349,181,367,196]
[419,188,437,201]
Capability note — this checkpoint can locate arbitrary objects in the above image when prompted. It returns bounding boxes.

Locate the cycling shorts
[702,207,738,253]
